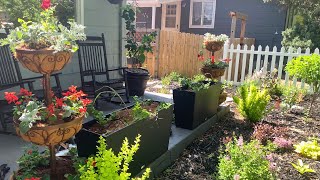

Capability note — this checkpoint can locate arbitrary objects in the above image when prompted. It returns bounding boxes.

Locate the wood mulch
[157,95,320,180]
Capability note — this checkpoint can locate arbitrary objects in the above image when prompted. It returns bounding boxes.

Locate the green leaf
[19,121,31,134]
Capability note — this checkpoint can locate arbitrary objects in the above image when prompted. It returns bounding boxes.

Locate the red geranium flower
[15,101,22,106]
[68,85,77,93]
[27,150,33,155]
[47,103,55,114]
[79,107,87,113]
[25,177,41,180]
[4,92,18,104]
[62,91,72,97]
[41,0,51,10]
[20,88,32,97]
[55,97,64,108]
[81,99,92,106]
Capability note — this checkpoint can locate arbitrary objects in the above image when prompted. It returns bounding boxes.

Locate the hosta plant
[78,135,151,180]
[0,7,86,52]
[294,138,320,160]
[4,86,92,133]
[233,82,271,123]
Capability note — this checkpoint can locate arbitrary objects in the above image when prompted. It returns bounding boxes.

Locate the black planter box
[173,82,221,130]
[75,104,173,175]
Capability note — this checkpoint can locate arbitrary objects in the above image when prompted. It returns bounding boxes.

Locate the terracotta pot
[13,114,84,146]
[201,67,225,79]
[219,92,228,104]
[205,41,224,52]
[15,48,73,74]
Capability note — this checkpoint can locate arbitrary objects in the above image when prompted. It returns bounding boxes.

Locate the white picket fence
[221,43,320,88]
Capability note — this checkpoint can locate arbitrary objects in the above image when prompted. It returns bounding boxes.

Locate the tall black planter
[126,68,150,96]
[173,82,221,130]
[75,105,173,175]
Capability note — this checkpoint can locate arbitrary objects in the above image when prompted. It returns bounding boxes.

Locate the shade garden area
[1,1,320,180]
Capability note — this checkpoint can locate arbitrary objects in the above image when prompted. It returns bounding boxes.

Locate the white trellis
[221,43,320,89]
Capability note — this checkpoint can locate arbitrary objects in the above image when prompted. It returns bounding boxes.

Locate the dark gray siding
[180,0,287,48]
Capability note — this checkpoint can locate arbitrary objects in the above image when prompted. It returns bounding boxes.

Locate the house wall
[179,0,287,48]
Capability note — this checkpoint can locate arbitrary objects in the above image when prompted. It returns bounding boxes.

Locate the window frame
[189,0,216,29]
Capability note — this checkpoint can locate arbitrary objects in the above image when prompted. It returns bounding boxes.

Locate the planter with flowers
[199,33,229,79]
[122,5,157,96]
[1,1,86,179]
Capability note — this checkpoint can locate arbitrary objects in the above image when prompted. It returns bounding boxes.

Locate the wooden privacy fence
[222,43,320,88]
[143,30,255,78]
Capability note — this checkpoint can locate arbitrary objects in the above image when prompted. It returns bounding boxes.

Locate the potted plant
[198,33,229,79]
[75,98,173,175]
[121,5,157,96]
[1,2,86,179]
[173,75,221,130]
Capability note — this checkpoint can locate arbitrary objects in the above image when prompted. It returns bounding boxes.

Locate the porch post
[152,6,156,29]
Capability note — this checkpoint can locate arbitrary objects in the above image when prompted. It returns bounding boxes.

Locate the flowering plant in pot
[122,4,157,96]
[203,33,228,52]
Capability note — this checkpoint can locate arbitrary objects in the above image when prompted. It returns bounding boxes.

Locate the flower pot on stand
[205,41,224,52]
[126,68,150,96]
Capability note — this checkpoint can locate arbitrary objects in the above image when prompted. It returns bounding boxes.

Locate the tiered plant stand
[13,49,84,179]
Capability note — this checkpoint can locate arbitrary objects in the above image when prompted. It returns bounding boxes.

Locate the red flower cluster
[4,92,18,104]
[211,56,215,64]
[25,178,40,180]
[20,88,33,97]
[41,0,51,10]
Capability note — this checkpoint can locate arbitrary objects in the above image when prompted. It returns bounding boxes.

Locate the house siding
[180,0,287,48]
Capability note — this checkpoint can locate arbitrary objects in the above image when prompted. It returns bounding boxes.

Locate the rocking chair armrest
[22,73,62,81]
[107,67,128,72]
[0,80,35,91]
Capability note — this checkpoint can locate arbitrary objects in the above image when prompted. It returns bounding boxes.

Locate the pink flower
[266,153,274,162]
[237,136,243,147]
[269,162,277,171]
[41,0,51,10]
[273,137,293,150]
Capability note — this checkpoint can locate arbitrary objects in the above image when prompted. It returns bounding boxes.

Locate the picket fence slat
[234,44,241,82]
[256,46,262,73]
[285,47,294,85]
[241,45,248,82]
[227,44,235,81]
[248,45,255,77]
[270,46,277,73]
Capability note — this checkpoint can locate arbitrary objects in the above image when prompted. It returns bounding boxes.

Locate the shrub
[216,137,275,180]
[285,54,320,112]
[252,123,288,145]
[78,135,151,180]
[161,72,182,86]
[294,138,320,160]
[233,82,271,123]
[281,85,306,107]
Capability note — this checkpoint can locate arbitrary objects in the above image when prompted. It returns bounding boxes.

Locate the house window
[189,0,216,28]
[165,4,177,28]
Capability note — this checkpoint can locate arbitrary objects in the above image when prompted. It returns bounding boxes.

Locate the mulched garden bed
[157,96,320,180]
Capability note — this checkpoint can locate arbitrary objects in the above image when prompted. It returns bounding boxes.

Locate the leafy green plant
[216,137,275,180]
[121,4,156,66]
[233,82,271,123]
[291,159,315,175]
[78,135,151,180]
[282,85,306,107]
[180,74,212,92]
[161,72,182,86]
[294,138,320,160]
[202,59,229,69]
[1,7,86,53]
[16,145,49,180]
[132,101,153,121]
[285,54,320,114]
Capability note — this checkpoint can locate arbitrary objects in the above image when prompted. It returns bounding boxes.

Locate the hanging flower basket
[13,114,84,146]
[204,41,224,52]
[201,67,225,79]
[15,48,73,75]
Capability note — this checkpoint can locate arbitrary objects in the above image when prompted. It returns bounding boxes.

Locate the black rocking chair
[77,33,129,105]
[0,45,62,133]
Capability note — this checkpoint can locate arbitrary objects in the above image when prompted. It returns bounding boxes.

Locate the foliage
[161,72,182,86]
[294,138,320,160]
[203,33,228,43]
[121,4,156,65]
[78,135,151,180]
[180,74,212,92]
[233,82,271,123]
[291,159,315,175]
[132,100,153,121]
[273,137,293,150]
[253,123,288,145]
[0,0,75,27]
[286,54,320,94]
[4,86,91,134]
[202,58,229,69]
[1,7,86,53]
[281,28,313,51]
[281,85,306,107]
[16,145,49,180]
[216,137,275,180]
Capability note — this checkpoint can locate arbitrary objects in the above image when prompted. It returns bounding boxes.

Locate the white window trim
[189,0,216,29]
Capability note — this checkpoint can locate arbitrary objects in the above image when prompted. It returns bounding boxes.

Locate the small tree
[285,54,320,115]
